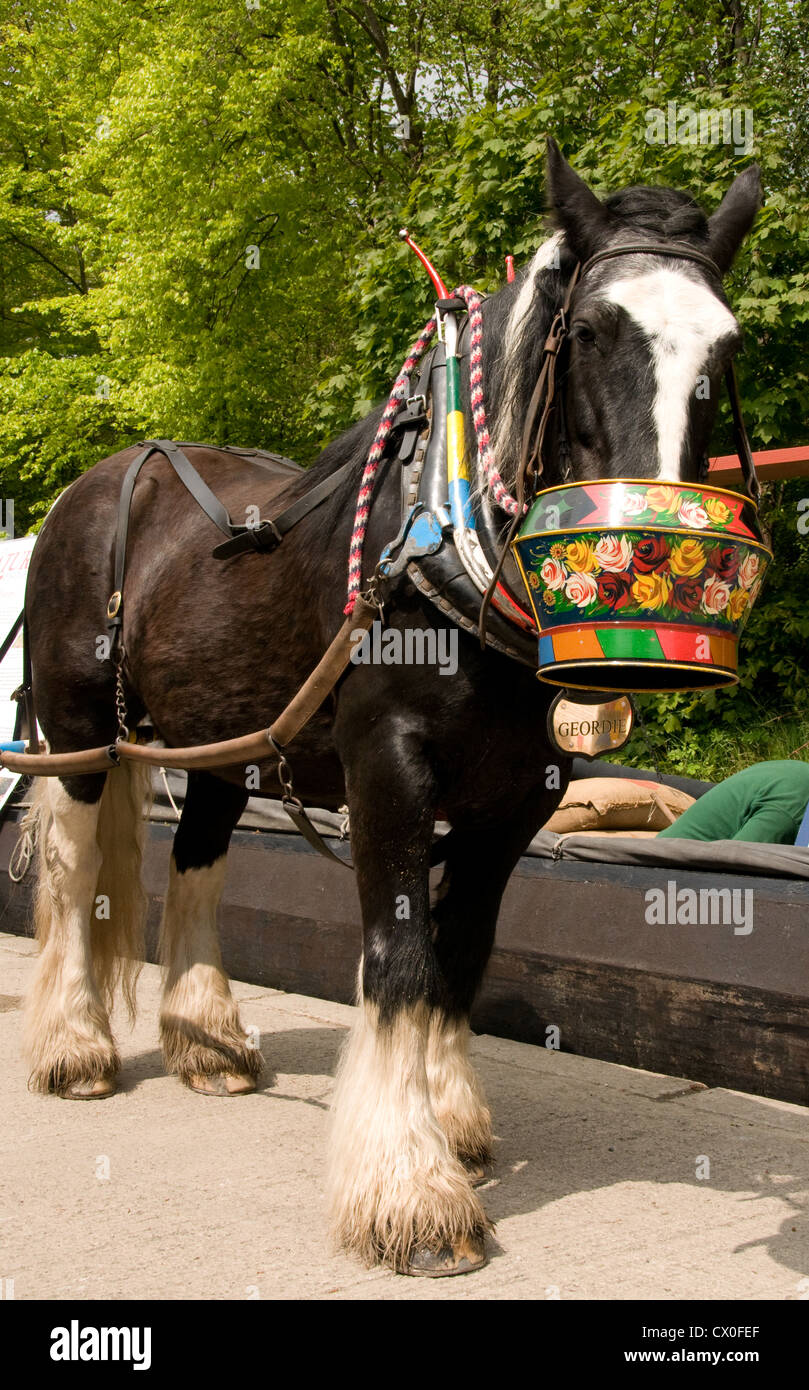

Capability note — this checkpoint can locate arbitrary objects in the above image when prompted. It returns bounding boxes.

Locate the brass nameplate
[548,692,634,760]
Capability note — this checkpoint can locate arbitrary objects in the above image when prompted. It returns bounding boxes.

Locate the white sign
[0,536,36,740]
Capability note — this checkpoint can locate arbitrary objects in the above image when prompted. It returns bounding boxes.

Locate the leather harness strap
[396,348,436,466]
[580,242,723,281]
[725,361,761,506]
[1,609,38,750]
[272,800,351,868]
[518,262,583,490]
[1,596,378,779]
[108,440,357,638]
[211,458,356,560]
[478,262,582,646]
[109,439,255,637]
[108,446,159,634]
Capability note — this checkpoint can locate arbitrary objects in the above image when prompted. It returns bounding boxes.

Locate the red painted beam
[709,445,809,484]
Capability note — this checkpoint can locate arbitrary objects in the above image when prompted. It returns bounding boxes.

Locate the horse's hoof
[406,1236,488,1278]
[61,1074,117,1100]
[463,1160,491,1188]
[186,1071,257,1096]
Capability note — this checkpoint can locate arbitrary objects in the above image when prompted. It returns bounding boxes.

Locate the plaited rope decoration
[460,285,520,518]
[344,286,520,616]
[344,317,436,615]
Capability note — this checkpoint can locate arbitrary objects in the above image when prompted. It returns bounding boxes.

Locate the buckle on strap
[211,519,282,560]
[543,309,568,356]
[245,519,282,550]
[395,392,428,437]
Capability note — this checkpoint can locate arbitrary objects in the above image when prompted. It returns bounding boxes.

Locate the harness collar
[382,342,538,666]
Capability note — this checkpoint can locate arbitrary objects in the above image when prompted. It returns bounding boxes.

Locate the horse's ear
[707,165,762,274]
[545,137,611,263]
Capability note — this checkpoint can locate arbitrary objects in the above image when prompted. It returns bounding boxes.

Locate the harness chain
[344,285,521,616]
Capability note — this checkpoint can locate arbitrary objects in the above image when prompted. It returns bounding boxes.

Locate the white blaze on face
[604,269,738,479]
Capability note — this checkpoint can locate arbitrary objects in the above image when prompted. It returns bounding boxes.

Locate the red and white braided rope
[344,285,519,616]
[343,316,436,615]
[459,284,520,518]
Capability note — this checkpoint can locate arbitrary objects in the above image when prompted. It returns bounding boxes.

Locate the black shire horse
[21,141,761,1275]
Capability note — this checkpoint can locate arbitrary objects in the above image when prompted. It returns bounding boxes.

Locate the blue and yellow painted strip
[446,342,474,531]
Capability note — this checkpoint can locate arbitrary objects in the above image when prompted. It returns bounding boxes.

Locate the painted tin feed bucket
[511,479,772,692]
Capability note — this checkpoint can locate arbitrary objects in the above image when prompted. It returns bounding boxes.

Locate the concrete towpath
[1,929,808,1301]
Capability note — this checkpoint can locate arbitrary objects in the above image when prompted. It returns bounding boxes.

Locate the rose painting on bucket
[512,480,772,692]
[524,528,763,630]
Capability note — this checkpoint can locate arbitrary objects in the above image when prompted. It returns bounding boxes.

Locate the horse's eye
[571,323,596,345]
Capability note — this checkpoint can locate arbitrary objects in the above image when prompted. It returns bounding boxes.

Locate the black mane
[604,185,709,241]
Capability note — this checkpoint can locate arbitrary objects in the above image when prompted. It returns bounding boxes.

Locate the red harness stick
[399,228,449,299]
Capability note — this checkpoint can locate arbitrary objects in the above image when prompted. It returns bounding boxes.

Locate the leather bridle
[479,240,762,645]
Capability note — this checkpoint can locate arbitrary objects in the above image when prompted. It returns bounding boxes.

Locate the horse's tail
[25,763,152,1022]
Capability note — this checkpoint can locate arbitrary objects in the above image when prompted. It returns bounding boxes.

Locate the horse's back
[28,440,307,597]
[26,442,315,745]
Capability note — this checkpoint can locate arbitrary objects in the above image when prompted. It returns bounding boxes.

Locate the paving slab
[1,931,808,1301]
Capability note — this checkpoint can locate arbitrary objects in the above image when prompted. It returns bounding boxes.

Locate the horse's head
[487,140,761,491]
